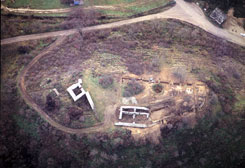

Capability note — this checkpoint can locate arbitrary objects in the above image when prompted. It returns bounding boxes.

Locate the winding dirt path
[18,36,117,134]
[1,0,244,46]
[7,0,245,134]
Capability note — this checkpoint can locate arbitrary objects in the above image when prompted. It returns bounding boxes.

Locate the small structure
[210,8,227,25]
[186,87,193,94]
[52,88,60,96]
[67,79,85,101]
[115,106,150,128]
[67,79,94,110]
[114,122,147,128]
[74,0,83,5]
[119,106,149,119]
[149,77,155,83]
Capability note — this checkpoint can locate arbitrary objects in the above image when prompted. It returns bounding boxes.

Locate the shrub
[172,67,187,83]
[45,94,56,112]
[61,8,100,29]
[152,84,163,93]
[127,63,144,75]
[148,58,161,72]
[68,107,83,120]
[123,80,144,97]
[226,66,241,80]
[60,0,73,4]
[99,75,114,89]
[18,46,31,54]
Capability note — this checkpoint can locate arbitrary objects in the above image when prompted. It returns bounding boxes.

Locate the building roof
[210,7,227,25]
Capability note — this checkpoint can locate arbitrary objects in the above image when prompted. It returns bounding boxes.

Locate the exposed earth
[1,4,116,14]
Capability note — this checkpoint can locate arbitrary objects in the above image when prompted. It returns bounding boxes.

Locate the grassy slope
[3,0,67,9]
[1,15,65,39]
[85,20,245,167]
[3,0,170,11]
[1,38,55,140]
[84,0,137,5]
[94,0,171,17]
[1,19,245,167]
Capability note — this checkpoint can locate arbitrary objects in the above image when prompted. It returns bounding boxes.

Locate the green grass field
[96,0,171,17]
[3,0,68,9]
[3,0,172,18]
[3,0,170,12]
[84,0,136,5]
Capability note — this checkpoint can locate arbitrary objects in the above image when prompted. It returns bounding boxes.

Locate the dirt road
[1,0,244,46]
[18,36,118,134]
[1,4,115,14]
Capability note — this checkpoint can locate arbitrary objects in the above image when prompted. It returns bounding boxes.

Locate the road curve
[1,0,245,46]
[18,36,117,134]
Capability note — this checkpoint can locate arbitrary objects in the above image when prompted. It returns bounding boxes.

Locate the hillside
[1,18,245,167]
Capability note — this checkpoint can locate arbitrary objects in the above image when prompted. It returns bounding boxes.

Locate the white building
[67,79,94,110]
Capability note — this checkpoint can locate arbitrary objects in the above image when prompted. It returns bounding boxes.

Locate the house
[210,8,227,25]
[74,0,83,5]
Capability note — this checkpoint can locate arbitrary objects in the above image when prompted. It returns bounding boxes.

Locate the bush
[152,84,163,93]
[148,58,161,72]
[45,94,56,112]
[127,63,144,75]
[123,80,144,97]
[99,75,114,89]
[60,0,73,4]
[226,66,241,80]
[61,8,100,29]
[68,107,83,120]
[18,46,31,54]
[172,67,187,83]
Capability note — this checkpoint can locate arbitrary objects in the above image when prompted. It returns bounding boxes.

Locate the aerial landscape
[1,0,245,167]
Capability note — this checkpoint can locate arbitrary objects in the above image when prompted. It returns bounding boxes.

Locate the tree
[45,94,55,111]
[123,80,144,97]
[172,67,187,83]
[60,0,73,4]
[60,8,100,30]
[152,84,163,93]
[99,75,114,89]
